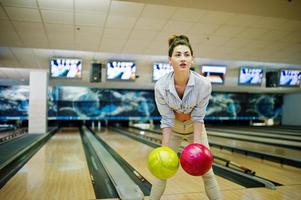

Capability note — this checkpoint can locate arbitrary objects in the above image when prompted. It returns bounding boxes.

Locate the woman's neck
[174,71,189,87]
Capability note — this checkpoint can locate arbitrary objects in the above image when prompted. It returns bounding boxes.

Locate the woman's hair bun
[168,35,190,46]
[168,34,193,57]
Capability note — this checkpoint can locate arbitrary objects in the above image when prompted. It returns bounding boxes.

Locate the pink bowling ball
[180,143,213,176]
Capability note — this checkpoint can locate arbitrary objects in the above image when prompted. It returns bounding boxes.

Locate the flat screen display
[106,61,136,80]
[279,69,301,87]
[50,58,82,78]
[153,63,173,81]
[201,65,226,84]
[239,67,263,85]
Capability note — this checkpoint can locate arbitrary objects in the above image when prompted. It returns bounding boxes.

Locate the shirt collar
[187,71,195,87]
[168,71,195,93]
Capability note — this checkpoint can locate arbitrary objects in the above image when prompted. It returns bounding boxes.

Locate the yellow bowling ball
[147,146,179,180]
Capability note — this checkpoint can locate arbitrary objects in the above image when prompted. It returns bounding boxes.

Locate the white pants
[149,120,222,200]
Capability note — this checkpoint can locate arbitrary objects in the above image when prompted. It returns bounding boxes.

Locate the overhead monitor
[50,58,82,79]
[201,65,226,84]
[106,61,136,80]
[279,69,301,87]
[152,63,173,81]
[238,67,263,85]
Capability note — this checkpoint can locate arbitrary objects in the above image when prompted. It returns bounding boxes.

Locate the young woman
[150,35,222,200]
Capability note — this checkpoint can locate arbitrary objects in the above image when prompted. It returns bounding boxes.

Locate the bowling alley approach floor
[97,128,301,200]
[0,128,300,200]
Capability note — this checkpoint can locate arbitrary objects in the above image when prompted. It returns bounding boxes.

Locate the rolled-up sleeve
[191,84,212,123]
[154,86,175,128]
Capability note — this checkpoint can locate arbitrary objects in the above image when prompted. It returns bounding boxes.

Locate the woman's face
[169,45,193,73]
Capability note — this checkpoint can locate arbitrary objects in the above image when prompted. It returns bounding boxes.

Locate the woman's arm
[191,81,212,144]
[154,83,175,147]
[161,127,172,146]
[154,84,175,128]
[193,121,205,143]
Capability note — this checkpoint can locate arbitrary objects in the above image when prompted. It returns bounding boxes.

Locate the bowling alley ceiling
[0,0,301,81]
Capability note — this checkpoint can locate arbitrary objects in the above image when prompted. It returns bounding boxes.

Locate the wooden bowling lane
[207,130,301,149]
[222,185,301,200]
[239,125,301,133]
[0,128,95,200]
[104,127,301,199]
[211,147,301,185]
[96,128,243,199]
[128,126,301,159]
[208,126,301,136]
[143,185,301,200]
[208,135,301,159]
[207,127,301,142]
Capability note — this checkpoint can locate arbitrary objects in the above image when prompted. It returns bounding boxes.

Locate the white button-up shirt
[154,70,212,128]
